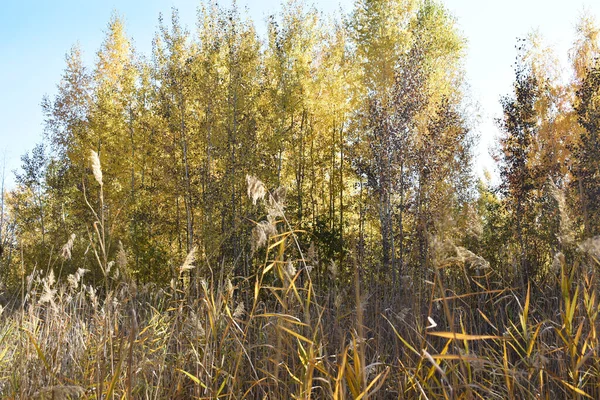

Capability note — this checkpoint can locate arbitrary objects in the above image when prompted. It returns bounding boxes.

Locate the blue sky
[1,0,599,189]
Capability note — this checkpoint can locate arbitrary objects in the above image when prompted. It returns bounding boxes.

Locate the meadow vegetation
[2,0,600,398]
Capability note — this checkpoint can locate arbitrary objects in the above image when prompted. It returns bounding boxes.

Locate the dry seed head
[67,268,89,290]
[197,324,206,340]
[233,301,245,319]
[365,363,377,379]
[61,233,76,260]
[284,260,297,279]
[246,175,266,205]
[46,268,55,287]
[26,270,38,292]
[347,335,366,351]
[39,287,57,304]
[550,180,575,245]
[90,150,103,186]
[32,385,86,400]
[262,219,277,236]
[578,236,600,261]
[455,246,489,270]
[40,270,57,304]
[117,241,127,270]
[251,220,277,251]
[226,278,234,296]
[87,285,98,308]
[328,260,338,278]
[180,246,197,273]
[188,311,206,340]
[334,293,343,309]
[267,186,287,217]
[106,260,114,275]
[67,274,78,290]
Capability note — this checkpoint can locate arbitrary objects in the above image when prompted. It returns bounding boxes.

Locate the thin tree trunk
[36,189,46,245]
[580,179,589,237]
[179,91,193,252]
[397,161,405,290]
[339,121,345,267]
[129,108,136,203]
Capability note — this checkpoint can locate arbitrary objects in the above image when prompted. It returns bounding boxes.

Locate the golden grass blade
[476,308,498,332]
[430,354,482,361]
[427,331,503,341]
[433,289,506,302]
[333,349,348,400]
[255,313,308,326]
[23,329,54,379]
[105,351,123,400]
[278,325,314,345]
[177,368,208,390]
[355,367,390,400]
[558,379,593,398]
[382,314,420,356]
[262,262,275,276]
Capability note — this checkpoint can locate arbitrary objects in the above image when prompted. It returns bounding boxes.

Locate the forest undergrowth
[1,168,600,399]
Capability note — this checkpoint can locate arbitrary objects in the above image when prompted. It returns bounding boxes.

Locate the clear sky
[1,0,599,189]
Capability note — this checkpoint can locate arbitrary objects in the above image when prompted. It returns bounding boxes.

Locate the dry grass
[2,175,600,399]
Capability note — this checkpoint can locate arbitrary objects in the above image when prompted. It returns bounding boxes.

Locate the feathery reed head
[61,233,76,261]
[267,186,286,217]
[246,175,266,205]
[39,269,57,305]
[579,236,600,261]
[180,246,197,274]
[251,220,277,252]
[32,385,86,400]
[90,150,103,186]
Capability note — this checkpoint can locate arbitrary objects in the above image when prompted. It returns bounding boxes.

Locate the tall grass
[1,168,600,398]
